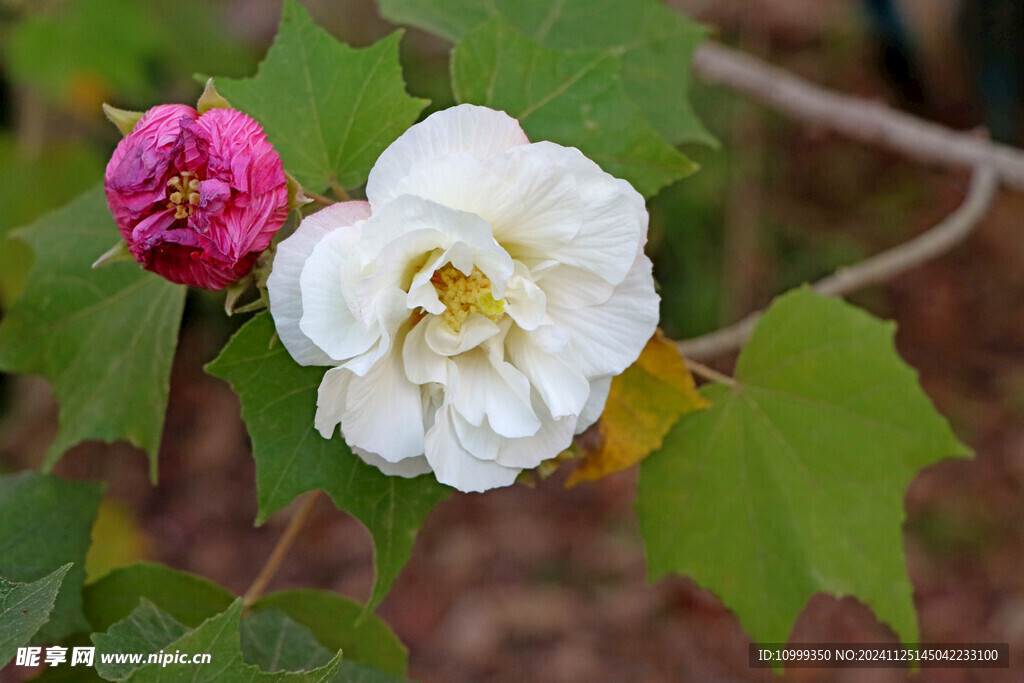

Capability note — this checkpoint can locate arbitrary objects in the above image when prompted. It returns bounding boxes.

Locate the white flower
[267,104,659,492]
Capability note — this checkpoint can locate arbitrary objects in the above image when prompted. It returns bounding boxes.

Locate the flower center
[166,171,201,220]
[431,264,505,332]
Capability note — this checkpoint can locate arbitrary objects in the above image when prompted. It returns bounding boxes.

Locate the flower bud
[103,103,289,290]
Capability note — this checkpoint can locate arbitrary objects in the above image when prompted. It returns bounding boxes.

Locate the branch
[677,165,999,360]
[243,490,322,607]
[692,42,1024,192]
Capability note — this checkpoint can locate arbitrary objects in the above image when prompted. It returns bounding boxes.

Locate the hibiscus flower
[104,103,289,290]
[267,104,659,492]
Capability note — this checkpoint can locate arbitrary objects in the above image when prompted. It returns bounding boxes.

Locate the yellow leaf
[85,498,151,582]
[567,330,710,487]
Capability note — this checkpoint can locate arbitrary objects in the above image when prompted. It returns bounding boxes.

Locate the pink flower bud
[104,104,289,290]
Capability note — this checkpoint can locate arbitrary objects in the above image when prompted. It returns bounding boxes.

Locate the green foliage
[0,564,71,667]
[216,0,428,193]
[7,0,254,109]
[0,138,106,307]
[92,599,188,680]
[451,17,695,197]
[239,608,410,680]
[637,288,970,644]
[382,0,711,145]
[83,563,235,634]
[207,314,450,612]
[250,590,407,676]
[0,473,102,644]
[123,601,343,682]
[240,609,334,674]
[382,0,711,196]
[0,188,186,476]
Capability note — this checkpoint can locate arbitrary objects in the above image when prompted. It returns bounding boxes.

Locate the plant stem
[677,165,999,360]
[685,357,737,387]
[243,490,322,607]
[304,190,335,207]
[329,177,351,202]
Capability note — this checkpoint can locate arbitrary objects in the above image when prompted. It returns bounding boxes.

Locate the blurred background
[2,0,1024,680]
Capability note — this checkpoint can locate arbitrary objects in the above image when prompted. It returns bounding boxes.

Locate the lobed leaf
[0,564,72,667]
[381,0,713,147]
[451,16,696,197]
[250,590,407,676]
[240,608,410,680]
[123,601,343,682]
[216,0,428,193]
[83,563,235,634]
[0,473,103,644]
[637,288,970,645]
[206,313,450,612]
[92,599,188,680]
[0,188,186,477]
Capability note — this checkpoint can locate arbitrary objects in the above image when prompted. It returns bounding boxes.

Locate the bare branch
[692,42,1024,192]
[677,165,999,360]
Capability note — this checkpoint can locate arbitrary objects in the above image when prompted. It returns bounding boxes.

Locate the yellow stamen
[431,264,505,332]
[166,171,200,220]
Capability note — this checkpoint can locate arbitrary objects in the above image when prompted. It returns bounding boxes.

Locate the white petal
[367,104,529,207]
[356,195,514,304]
[506,326,590,419]
[314,366,353,439]
[423,315,501,357]
[353,447,433,478]
[535,264,615,310]
[403,320,451,385]
[504,142,648,284]
[383,152,582,263]
[340,347,425,462]
[406,249,446,314]
[453,413,501,461]
[495,396,576,469]
[576,375,612,434]
[451,348,539,438]
[341,287,409,377]
[267,201,371,365]
[424,405,522,492]
[299,225,381,362]
[545,254,660,378]
[503,262,546,331]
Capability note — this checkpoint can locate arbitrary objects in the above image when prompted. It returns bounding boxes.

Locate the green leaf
[83,563,235,633]
[92,599,188,681]
[0,188,186,476]
[451,16,696,197]
[240,609,333,673]
[380,0,714,147]
[0,136,106,307]
[206,313,450,611]
[330,662,409,683]
[216,0,428,193]
[0,473,102,644]
[124,601,343,682]
[637,288,970,645]
[250,590,407,676]
[0,564,72,667]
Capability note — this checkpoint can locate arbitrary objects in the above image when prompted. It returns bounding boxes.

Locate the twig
[686,357,737,386]
[243,490,322,607]
[304,190,335,207]
[329,177,351,202]
[692,42,1024,192]
[677,165,999,360]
